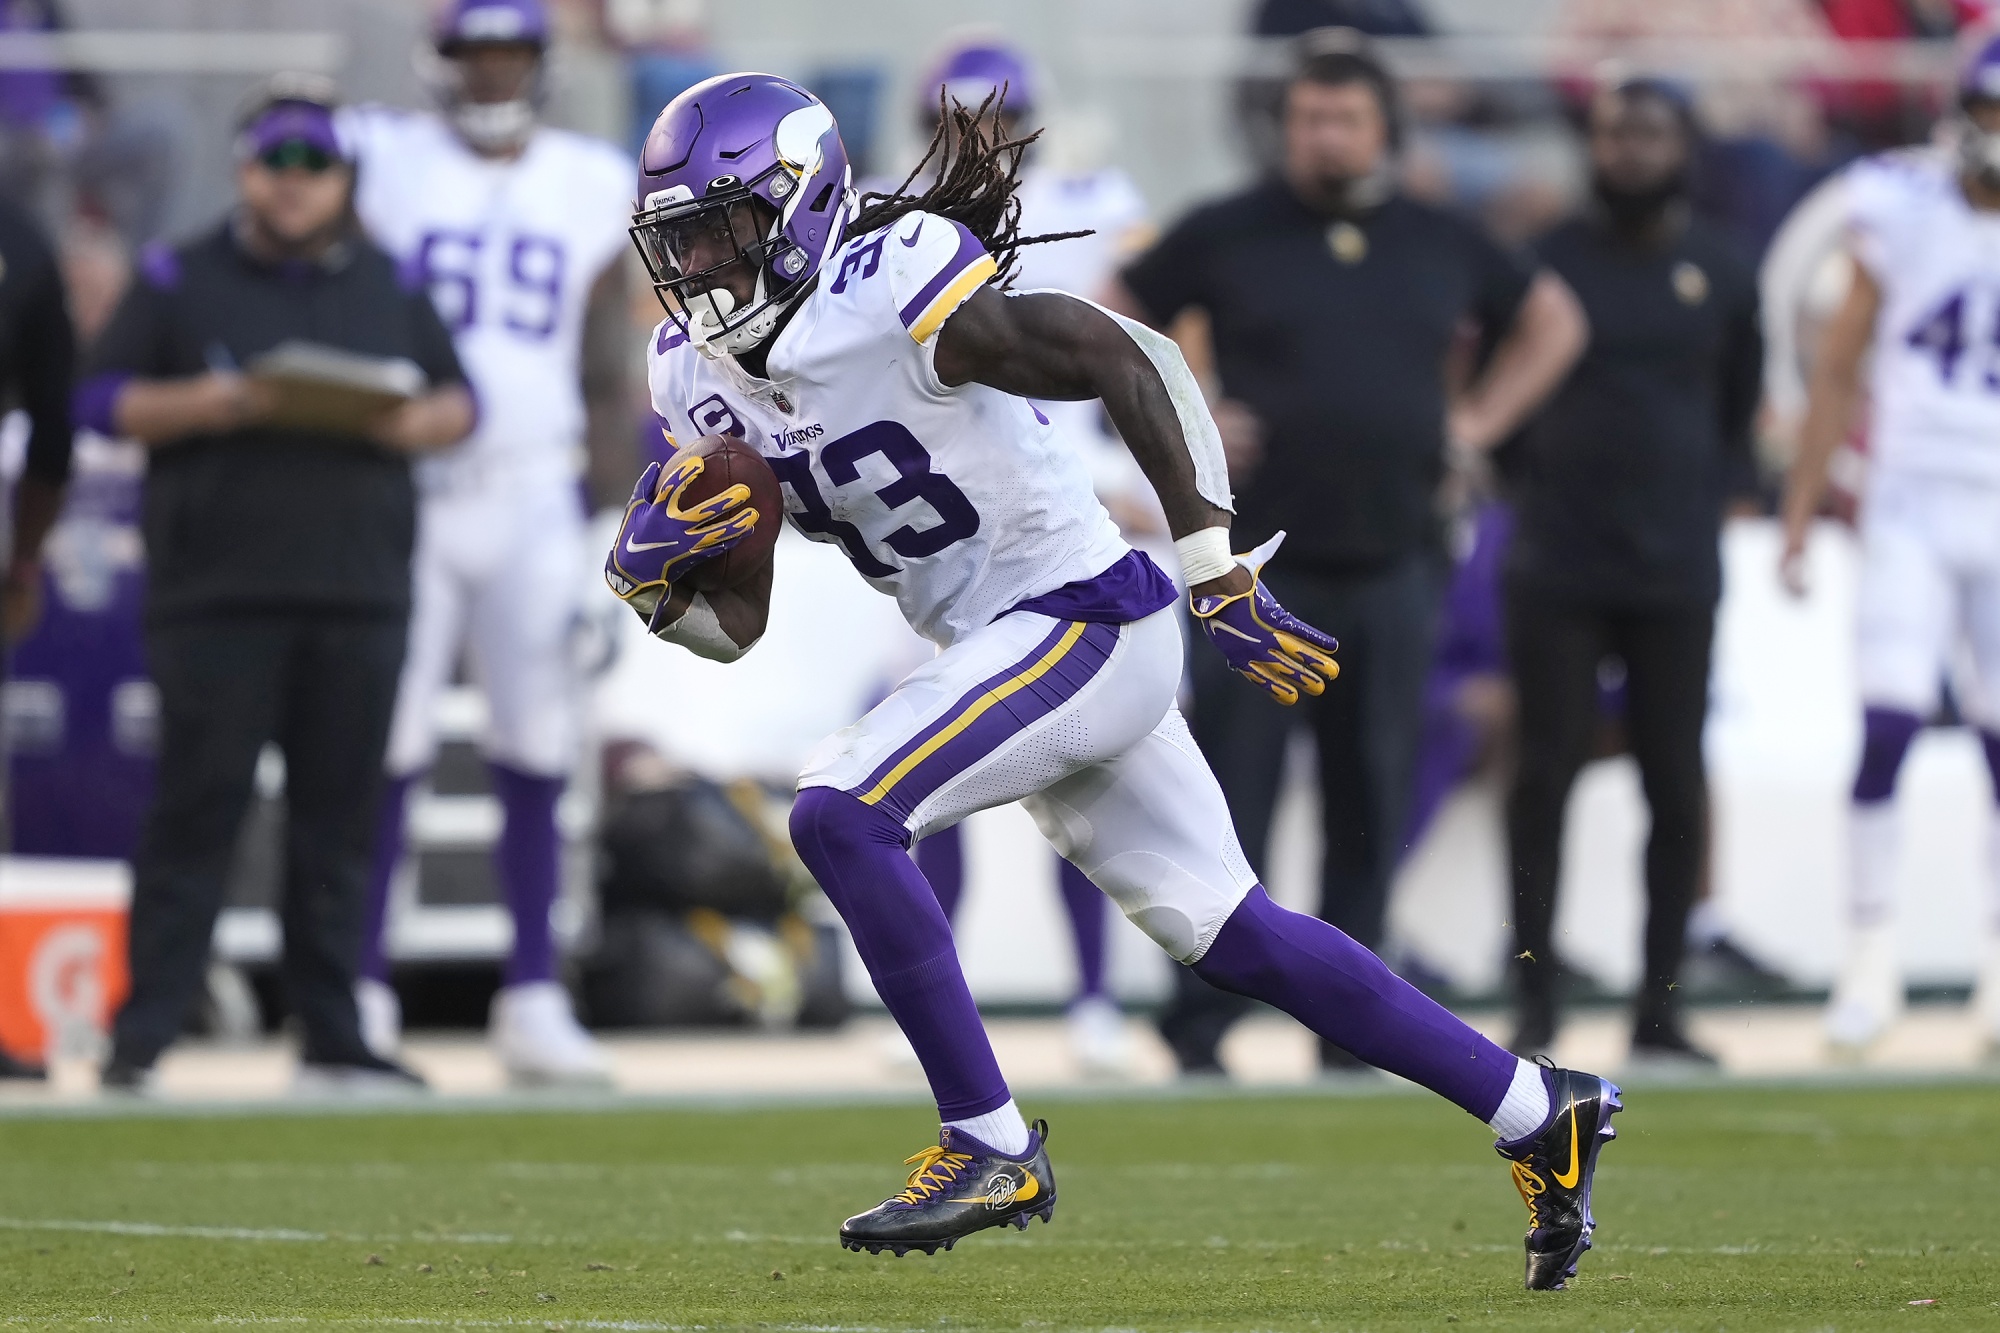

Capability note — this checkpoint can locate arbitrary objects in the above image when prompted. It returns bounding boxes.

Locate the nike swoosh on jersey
[1552,1109,1582,1189]
[901,220,925,247]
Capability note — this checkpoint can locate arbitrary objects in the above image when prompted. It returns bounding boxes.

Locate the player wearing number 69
[337,0,636,1085]
[611,73,1622,1289]
[1779,34,2000,1058]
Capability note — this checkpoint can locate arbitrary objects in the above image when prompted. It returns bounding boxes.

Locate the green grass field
[2,1079,1996,1331]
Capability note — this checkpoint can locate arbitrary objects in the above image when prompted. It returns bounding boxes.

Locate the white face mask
[450,97,536,154]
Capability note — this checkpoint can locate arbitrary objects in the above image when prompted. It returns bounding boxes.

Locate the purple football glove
[603,454,760,619]
[1190,532,1341,707]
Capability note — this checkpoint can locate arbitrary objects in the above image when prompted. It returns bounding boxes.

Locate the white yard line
[0,1217,511,1244]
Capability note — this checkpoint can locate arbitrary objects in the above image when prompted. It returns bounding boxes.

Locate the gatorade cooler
[0,857,129,1065]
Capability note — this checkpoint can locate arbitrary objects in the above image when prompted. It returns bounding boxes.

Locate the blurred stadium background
[2,0,1998,1097]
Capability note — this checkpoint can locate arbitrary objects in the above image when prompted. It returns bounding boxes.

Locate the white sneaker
[490,981,612,1088]
[1825,921,1904,1056]
[355,978,401,1061]
[1067,994,1131,1076]
[1971,934,2000,1058]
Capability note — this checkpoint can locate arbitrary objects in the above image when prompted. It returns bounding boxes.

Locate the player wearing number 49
[1781,34,2000,1059]
[338,0,636,1085]
[610,73,1621,1288]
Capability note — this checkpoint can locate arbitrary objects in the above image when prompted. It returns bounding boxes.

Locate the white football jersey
[342,105,634,487]
[1847,148,2000,484]
[646,210,1131,648]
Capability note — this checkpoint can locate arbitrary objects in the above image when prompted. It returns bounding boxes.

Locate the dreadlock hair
[848,87,1091,288]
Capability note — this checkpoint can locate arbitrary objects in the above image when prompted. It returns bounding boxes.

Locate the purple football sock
[490,763,565,987]
[1193,887,1517,1121]
[1853,707,1921,803]
[914,823,966,921]
[359,775,414,984]
[790,786,1012,1120]
[1057,858,1107,999]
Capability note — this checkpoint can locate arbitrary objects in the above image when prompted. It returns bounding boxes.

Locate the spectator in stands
[0,191,75,1081]
[84,76,474,1093]
[1503,81,1762,1065]
[1111,29,1585,1074]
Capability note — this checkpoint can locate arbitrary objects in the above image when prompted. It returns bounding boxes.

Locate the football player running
[1781,34,2000,1057]
[341,0,635,1085]
[610,75,1621,1290]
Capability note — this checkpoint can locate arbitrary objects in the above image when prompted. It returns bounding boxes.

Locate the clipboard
[246,340,427,436]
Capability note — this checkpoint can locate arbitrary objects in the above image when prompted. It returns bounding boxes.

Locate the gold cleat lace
[893,1145,975,1205]
[1511,1159,1548,1231]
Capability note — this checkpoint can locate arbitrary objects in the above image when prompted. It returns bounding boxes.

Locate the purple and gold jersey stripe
[853,619,1122,823]
[899,219,998,343]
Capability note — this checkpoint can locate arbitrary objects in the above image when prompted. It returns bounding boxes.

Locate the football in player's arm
[608,193,1336,704]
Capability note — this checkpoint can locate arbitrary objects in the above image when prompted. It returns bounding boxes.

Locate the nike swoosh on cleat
[901,220,924,246]
[1552,1106,1582,1189]
[625,537,672,553]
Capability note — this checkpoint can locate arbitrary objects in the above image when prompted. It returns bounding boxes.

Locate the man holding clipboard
[76,75,475,1092]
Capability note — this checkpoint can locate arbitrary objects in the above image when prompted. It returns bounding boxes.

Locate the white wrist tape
[651,592,757,663]
[1175,526,1236,587]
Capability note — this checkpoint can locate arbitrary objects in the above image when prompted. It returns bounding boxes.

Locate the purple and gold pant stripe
[853,619,1122,825]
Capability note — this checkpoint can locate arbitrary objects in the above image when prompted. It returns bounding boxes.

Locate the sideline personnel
[1111,30,1585,1074]
[0,191,76,1081]
[1504,82,1761,1065]
[83,77,474,1092]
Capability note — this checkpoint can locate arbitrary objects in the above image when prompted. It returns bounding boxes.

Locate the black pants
[1159,556,1442,1068]
[111,610,405,1068]
[1504,585,1714,1028]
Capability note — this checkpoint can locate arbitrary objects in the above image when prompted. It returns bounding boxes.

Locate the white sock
[945,1099,1031,1156]
[1850,802,1899,927]
[1488,1058,1553,1142]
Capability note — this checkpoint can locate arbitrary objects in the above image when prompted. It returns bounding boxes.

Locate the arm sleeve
[75,261,175,436]
[1717,266,1766,503]
[406,284,468,388]
[17,244,74,484]
[1118,212,1209,326]
[1843,156,1905,284]
[1465,219,1536,333]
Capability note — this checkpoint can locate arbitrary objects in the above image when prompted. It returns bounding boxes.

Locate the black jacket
[1506,214,1762,606]
[83,221,465,623]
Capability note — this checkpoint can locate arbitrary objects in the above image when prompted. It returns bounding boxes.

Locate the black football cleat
[1496,1065,1622,1290]
[839,1119,1056,1256]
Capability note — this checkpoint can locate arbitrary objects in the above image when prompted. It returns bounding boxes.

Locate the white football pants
[798,606,1258,963]
[385,475,589,779]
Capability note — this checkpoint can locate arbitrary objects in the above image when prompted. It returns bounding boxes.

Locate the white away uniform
[344,106,633,776]
[1846,150,2000,721]
[646,212,1258,962]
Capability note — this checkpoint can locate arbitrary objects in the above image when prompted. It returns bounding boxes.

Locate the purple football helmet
[630,73,853,357]
[425,0,549,154]
[921,38,1035,121]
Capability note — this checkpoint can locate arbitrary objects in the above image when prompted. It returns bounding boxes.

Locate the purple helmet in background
[425,0,549,154]
[630,73,853,357]
[434,0,549,49]
[920,38,1035,122]
[1958,32,2000,185]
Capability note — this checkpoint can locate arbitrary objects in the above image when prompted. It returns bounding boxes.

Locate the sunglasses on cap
[257,139,342,173]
